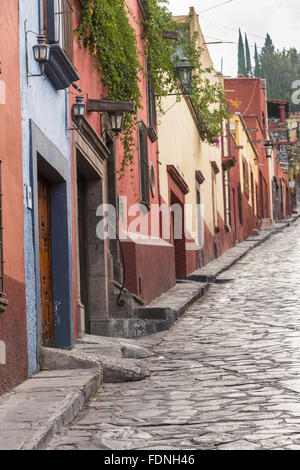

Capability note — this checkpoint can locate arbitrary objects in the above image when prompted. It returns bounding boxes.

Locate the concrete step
[0,368,101,450]
[132,281,209,335]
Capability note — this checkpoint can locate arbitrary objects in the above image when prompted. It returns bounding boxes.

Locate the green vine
[142,6,230,143]
[75,0,230,174]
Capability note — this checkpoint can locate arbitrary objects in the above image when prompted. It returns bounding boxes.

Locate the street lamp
[71,95,86,130]
[32,34,50,75]
[107,111,125,137]
[264,140,274,159]
[176,57,194,91]
[86,99,135,138]
[25,21,51,81]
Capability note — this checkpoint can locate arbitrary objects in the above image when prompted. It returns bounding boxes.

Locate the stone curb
[132,282,209,336]
[188,215,300,284]
[20,371,101,450]
[0,368,102,451]
[43,346,150,384]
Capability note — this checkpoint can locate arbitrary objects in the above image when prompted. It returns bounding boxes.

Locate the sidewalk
[188,217,298,283]
[0,214,298,450]
[0,369,101,450]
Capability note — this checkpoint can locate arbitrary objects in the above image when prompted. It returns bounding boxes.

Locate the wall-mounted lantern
[176,57,194,91]
[25,21,50,82]
[263,140,274,158]
[87,99,135,138]
[108,111,125,137]
[32,35,50,75]
[69,95,86,131]
[164,57,194,96]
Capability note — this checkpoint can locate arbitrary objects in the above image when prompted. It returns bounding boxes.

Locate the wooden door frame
[167,166,189,280]
[38,174,55,347]
[30,120,74,352]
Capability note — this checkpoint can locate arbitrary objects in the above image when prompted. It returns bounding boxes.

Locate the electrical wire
[203,34,263,50]
[198,0,234,14]
[199,16,265,41]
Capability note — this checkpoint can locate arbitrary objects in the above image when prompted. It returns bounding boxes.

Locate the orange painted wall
[0,0,28,395]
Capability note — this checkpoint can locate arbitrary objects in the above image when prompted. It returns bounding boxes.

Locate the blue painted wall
[19,0,74,374]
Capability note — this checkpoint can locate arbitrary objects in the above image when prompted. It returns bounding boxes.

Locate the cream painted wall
[158,7,225,244]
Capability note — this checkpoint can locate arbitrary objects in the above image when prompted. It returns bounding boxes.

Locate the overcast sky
[167,0,300,77]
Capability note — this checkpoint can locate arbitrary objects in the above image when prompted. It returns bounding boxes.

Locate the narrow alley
[48,218,300,451]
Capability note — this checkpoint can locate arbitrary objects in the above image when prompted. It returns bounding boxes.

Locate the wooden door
[170,192,185,280]
[38,176,54,347]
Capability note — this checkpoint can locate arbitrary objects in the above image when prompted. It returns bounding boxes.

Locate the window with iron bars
[43,0,74,63]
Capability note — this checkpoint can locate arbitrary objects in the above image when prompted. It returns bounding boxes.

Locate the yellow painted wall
[287,115,300,195]
[158,7,225,244]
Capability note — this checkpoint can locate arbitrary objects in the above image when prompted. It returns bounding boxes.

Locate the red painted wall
[0,0,28,395]
[71,0,176,311]
[71,0,109,340]
[122,240,175,305]
[117,1,176,302]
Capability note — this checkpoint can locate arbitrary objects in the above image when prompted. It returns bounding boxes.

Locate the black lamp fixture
[86,99,135,138]
[176,57,194,90]
[164,57,194,96]
[71,95,86,130]
[32,34,50,75]
[176,57,194,94]
[108,111,125,137]
[25,20,50,82]
[263,140,274,158]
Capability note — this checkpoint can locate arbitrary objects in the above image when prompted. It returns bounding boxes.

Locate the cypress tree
[254,43,261,77]
[245,34,252,77]
[238,28,246,77]
[261,33,275,55]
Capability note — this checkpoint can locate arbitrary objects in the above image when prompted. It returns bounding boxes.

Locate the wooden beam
[87,99,135,113]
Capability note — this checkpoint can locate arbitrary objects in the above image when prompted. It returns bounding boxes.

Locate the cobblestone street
[48,219,300,450]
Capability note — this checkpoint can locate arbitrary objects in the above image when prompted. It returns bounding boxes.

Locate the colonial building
[69,0,176,339]
[0,0,28,395]
[286,112,300,210]
[268,99,292,220]
[115,0,176,310]
[225,78,272,225]
[1,1,297,400]
[158,8,232,277]
[19,0,78,371]
[226,113,260,241]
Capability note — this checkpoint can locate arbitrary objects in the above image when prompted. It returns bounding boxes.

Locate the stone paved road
[48,219,300,450]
